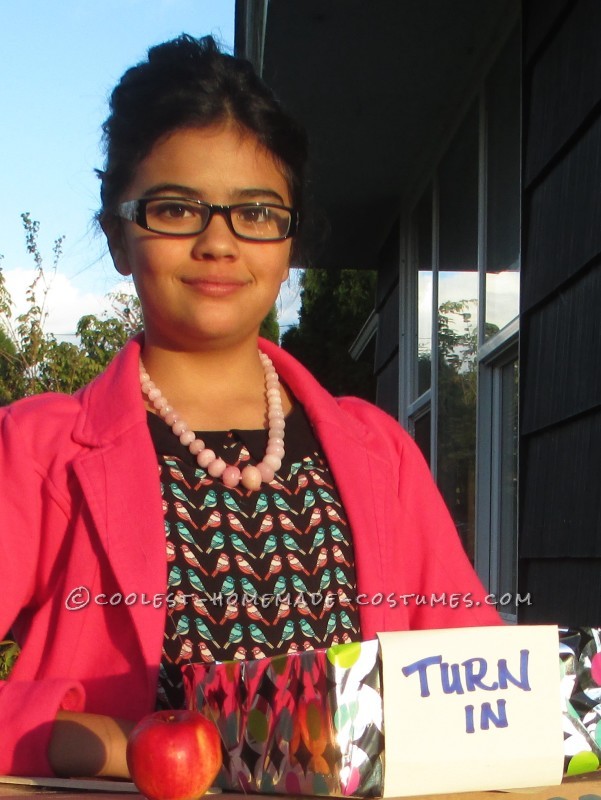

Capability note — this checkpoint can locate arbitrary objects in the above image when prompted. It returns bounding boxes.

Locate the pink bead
[240,465,262,491]
[262,454,282,472]
[189,439,205,455]
[197,449,216,468]
[223,466,242,488]
[208,458,227,478]
[256,462,275,483]
[179,430,195,446]
[140,351,285,494]
[172,420,188,436]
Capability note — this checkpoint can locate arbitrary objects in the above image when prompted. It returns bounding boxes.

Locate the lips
[181,276,249,297]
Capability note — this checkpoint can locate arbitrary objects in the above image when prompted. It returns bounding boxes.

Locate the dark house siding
[520,0,601,624]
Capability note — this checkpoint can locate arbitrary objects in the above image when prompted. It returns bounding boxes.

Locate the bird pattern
[147,406,361,710]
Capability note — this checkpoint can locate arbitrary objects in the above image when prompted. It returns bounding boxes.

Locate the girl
[0,35,499,778]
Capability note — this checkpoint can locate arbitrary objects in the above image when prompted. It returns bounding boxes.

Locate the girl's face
[109,124,293,351]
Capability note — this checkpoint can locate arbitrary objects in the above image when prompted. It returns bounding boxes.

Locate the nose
[191,209,239,259]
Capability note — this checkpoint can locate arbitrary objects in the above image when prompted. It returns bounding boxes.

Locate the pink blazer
[0,336,499,775]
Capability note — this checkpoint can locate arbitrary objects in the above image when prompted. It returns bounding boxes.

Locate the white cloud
[486,271,520,329]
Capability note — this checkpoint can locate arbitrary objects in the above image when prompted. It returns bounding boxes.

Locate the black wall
[519,0,601,624]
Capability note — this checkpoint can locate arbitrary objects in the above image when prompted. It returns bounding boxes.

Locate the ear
[101,217,132,277]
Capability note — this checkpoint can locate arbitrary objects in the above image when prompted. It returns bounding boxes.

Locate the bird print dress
[147,404,362,709]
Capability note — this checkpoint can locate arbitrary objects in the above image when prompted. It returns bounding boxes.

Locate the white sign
[378,625,564,797]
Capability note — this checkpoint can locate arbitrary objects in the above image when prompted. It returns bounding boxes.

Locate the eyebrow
[141,183,287,205]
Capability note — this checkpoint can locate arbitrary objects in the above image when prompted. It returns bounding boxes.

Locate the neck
[140,336,289,431]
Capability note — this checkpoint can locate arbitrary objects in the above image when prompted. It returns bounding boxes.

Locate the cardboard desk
[2,775,601,800]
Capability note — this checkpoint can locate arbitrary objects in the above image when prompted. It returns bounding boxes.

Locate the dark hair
[98,35,307,248]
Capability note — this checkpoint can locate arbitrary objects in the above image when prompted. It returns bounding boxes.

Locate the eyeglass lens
[144,199,292,239]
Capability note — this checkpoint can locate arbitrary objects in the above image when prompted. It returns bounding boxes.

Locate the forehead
[126,125,292,202]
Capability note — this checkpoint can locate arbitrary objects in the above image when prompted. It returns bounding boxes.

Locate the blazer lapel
[310,416,391,636]
[71,337,167,683]
[72,430,167,673]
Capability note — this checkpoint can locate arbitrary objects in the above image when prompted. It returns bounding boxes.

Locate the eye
[151,200,200,220]
[235,205,274,225]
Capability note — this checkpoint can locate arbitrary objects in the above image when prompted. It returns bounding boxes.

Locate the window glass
[437,103,479,560]
[485,28,521,336]
[414,187,433,396]
[437,274,479,559]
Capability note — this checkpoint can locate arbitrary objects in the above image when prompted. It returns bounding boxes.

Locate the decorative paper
[185,626,568,797]
[184,640,384,796]
[560,627,601,776]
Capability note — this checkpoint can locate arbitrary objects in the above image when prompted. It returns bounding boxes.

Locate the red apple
[126,710,222,800]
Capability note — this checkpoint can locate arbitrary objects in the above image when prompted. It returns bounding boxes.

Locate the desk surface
[1,774,601,800]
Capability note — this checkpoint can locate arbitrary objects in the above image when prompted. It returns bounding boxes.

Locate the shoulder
[335,395,401,428]
[0,338,143,451]
[334,395,417,451]
[0,391,84,453]
[259,339,425,464]
[1,390,83,424]
[324,395,430,486]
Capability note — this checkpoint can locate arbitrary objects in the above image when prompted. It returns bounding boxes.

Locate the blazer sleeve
[0,407,86,776]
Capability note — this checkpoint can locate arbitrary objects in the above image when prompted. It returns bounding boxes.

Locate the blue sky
[0,0,247,337]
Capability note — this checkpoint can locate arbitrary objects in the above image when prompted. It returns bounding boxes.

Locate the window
[405,27,520,602]
[476,326,519,620]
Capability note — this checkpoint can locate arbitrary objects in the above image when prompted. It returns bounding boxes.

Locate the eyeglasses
[115,197,299,241]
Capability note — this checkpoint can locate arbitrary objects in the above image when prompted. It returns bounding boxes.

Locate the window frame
[400,23,521,600]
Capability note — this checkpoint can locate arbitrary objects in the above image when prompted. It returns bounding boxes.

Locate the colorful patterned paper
[560,627,601,776]
[183,640,384,796]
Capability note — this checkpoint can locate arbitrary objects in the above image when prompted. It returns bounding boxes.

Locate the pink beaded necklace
[139,351,285,491]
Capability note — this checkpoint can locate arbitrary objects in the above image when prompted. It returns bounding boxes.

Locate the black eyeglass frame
[115,197,299,242]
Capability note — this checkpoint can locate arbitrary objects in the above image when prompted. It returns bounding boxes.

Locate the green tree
[281,269,376,399]
[259,304,279,344]
[0,324,17,405]
[0,640,19,680]
[0,215,142,401]
[0,214,65,399]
